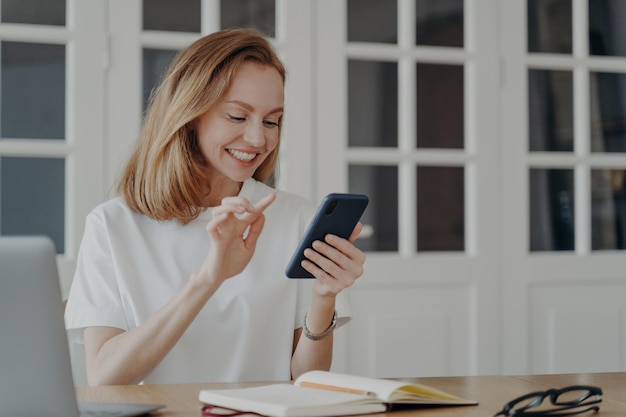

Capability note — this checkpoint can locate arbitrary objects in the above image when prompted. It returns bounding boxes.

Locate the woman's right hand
[195,193,276,285]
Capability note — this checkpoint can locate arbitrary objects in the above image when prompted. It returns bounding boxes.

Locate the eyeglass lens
[553,388,597,405]
[496,385,602,416]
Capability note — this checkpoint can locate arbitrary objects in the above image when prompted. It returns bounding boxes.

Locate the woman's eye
[264,120,279,127]
[228,114,245,122]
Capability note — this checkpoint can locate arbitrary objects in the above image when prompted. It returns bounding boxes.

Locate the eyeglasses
[494,385,602,417]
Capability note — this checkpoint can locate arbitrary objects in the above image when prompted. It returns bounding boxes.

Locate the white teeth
[227,149,256,162]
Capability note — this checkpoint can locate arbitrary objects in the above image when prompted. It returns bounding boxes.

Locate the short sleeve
[64,210,128,344]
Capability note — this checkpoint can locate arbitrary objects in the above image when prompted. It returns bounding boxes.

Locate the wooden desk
[77,372,626,416]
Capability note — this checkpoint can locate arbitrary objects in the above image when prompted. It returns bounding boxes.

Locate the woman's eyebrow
[226,100,283,115]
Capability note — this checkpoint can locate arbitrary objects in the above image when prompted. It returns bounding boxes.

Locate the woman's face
[194,61,284,188]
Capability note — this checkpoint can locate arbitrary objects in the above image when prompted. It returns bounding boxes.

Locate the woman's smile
[227,148,258,162]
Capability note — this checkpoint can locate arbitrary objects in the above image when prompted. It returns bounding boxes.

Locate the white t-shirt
[64,179,350,383]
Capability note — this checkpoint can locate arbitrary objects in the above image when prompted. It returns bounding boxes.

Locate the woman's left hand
[301,222,365,296]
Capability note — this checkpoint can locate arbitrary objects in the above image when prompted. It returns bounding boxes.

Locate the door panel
[317,0,500,378]
[348,284,474,377]
[530,283,626,373]
[501,0,626,374]
[0,0,106,295]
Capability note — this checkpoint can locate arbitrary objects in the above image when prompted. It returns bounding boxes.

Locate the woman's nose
[243,122,265,147]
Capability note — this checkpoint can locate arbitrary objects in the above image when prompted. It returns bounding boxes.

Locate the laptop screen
[0,236,79,417]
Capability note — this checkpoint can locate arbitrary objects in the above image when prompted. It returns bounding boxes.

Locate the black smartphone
[285,193,369,278]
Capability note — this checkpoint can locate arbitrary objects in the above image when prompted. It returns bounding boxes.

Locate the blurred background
[1,0,626,382]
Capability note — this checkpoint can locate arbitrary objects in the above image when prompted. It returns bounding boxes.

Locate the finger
[239,193,276,223]
[307,243,361,281]
[205,212,231,237]
[220,196,255,210]
[300,258,331,280]
[303,247,342,278]
[301,259,347,293]
[347,222,363,243]
[243,212,266,248]
[212,194,274,219]
[212,205,246,218]
[324,234,366,265]
[241,194,275,243]
[212,199,253,217]
[253,193,276,212]
[309,239,365,279]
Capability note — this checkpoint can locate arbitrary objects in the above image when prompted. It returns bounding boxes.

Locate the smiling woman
[120,29,287,223]
[192,61,284,194]
[63,28,367,386]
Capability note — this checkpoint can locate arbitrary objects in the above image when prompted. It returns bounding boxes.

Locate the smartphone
[285,193,369,278]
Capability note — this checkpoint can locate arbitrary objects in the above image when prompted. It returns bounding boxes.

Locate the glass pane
[1,0,65,26]
[591,169,626,250]
[0,157,65,253]
[589,0,626,57]
[221,0,275,38]
[348,0,397,43]
[528,69,574,152]
[349,165,398,251]
[142,0,201,32]
[590,72,626,153]
[527,0,572,54]
[529,168,574,251]
[143,48,179,112]
[415,0,464,48]
[348,60,398,147]
[417,166,464,251]
[1,41,65,139]
[416,63,463,149]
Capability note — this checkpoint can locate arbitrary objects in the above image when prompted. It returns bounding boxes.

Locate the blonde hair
[118,28,286,223]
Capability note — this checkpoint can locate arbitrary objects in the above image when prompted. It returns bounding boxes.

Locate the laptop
[0,236,164,417]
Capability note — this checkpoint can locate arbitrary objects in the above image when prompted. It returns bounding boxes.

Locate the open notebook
[0,236,164,417]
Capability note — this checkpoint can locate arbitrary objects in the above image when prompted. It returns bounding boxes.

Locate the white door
[315,0,501,377]
[316,0,626,377]
[500,0,626,374]
[0,0,106,296]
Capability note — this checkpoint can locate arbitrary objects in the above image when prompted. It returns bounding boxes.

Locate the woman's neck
[204,178,244,207]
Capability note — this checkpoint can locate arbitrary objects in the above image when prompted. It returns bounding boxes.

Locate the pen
[298,381,376,397]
